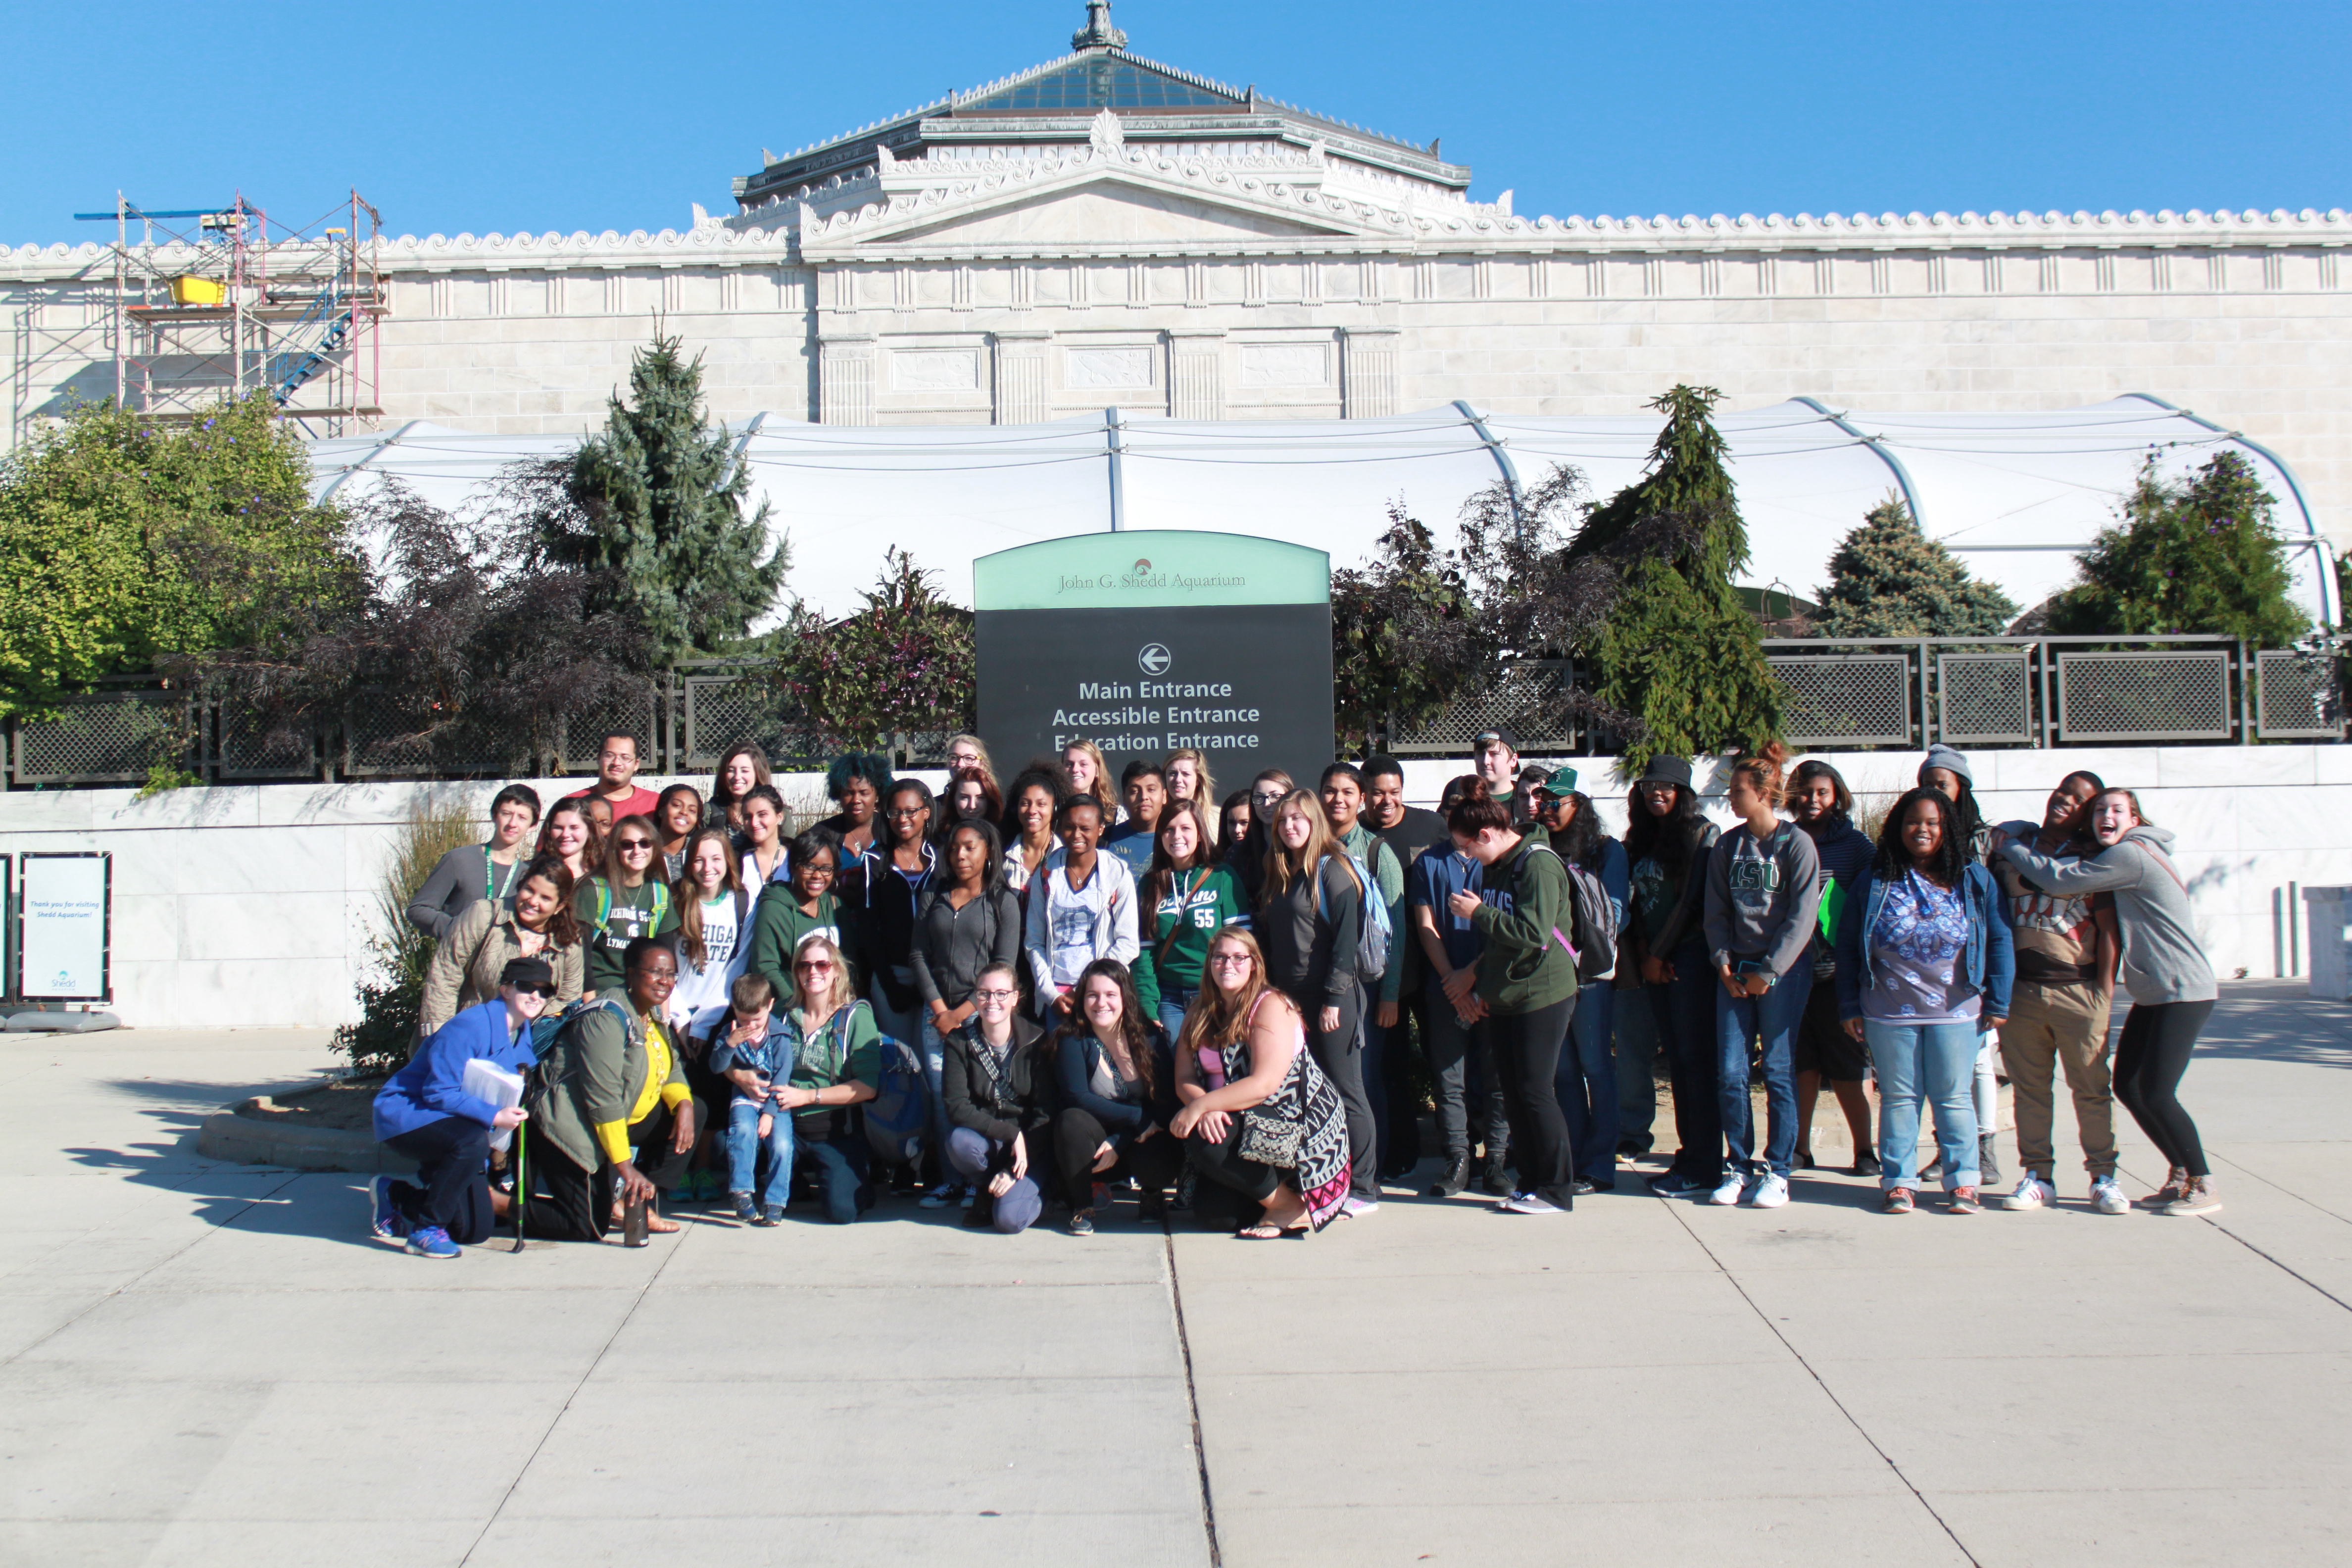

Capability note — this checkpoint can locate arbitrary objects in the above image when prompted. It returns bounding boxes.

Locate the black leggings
[1055,1106,1184,1209]
[513,1100,701,1242]
[1286,982,1372,1199]
[2113,999,2214,1178]
[383,1118,496,1243]
[1491,995,1577,1208]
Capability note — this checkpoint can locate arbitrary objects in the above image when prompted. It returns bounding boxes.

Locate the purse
[1237,1108,1302,1167]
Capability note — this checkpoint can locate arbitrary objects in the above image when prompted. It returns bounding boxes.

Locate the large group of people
[367,724,2222,1260]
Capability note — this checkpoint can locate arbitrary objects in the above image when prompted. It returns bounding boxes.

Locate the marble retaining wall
[0,747,2337,1029]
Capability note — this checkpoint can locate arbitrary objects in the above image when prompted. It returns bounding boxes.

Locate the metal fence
[2,662,958,790]
[1388,635,2342,757]
[7,637,2342,788]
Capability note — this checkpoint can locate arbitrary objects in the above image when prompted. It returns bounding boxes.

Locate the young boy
[706,973,795,1224]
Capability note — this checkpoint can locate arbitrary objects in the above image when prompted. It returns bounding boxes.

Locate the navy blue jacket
[1833,863,2016,1024]
[1054,1027,1178,1136]
[373,1000,535,1141]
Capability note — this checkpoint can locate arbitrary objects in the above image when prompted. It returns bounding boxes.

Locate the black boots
[1427,1153,1472,1198]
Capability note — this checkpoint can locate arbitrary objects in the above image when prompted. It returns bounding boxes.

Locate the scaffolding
[72,191,386,437]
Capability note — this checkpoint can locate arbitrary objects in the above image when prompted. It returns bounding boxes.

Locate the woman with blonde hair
[1700,745,1821,1211]
[773,932,883,1224]
[1163,748,1217,813]
[1062,738,1120,824]
[945,734,1000,796]
[1170,928,1352,1235]
[1255,787,1375,1214]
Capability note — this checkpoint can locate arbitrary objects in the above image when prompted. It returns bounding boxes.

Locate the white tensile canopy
[306,396,2337,628]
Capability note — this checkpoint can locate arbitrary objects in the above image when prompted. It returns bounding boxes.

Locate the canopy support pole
[1105,407,1127,532]
[1792,395,1927,530]
[1451,399,1521,518]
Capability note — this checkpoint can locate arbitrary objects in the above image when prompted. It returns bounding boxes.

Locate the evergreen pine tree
[1814,494,2017,637]
[1567,385,1781,769]
[537,333,788,665]
[2047,450,2306,644]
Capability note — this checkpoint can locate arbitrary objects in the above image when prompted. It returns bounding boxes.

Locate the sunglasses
[795,959,835,973]
[520,984,556,998]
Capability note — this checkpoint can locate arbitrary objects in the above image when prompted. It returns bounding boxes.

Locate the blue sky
[6,1,2346,244]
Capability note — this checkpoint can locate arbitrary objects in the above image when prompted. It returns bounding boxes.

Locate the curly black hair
[1624,781,1706,877]
[1871,785,1970,886]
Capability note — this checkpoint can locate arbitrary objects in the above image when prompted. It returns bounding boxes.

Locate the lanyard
[486,844,524,903]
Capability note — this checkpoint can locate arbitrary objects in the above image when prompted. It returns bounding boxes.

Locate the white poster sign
[19,854,110,1001]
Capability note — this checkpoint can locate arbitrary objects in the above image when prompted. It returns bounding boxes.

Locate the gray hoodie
[1703,821,1822,980]
[1994,825,2215,1005]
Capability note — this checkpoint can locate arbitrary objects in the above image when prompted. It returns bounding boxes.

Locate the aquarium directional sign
[973,531,1333,798]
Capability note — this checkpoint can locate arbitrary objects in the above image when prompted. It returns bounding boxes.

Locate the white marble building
[6,3,2352,542]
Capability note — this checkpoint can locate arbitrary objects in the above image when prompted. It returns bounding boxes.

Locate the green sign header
[973,530,1329,612]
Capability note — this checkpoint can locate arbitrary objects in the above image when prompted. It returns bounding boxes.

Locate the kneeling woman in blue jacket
[1835,787,2014,1216]
[370,956,555,1257]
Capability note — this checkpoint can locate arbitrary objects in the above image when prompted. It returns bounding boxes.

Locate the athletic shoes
[367,1176,409,1241]
[1707,1173,1749,1206]
[2091,1174,2130,1215]
[2000,1173,2055,1211]
[1339,1195,1379,1219]
[757,1204,785,1226]
[2139,1167,2189,1208]
[1746,1173,1791,1209]
[1500,1192,1567,1215]
[1883,1187,1915,1215]
[1947,1187,1982,1215]
[919,1182,959,1210]
[1649,1169,1712,1198]
[1068,1211,1096,1237]
[731,1191,758,1222]
[2161,1176,2222,1216]
[404,1225,460,1259]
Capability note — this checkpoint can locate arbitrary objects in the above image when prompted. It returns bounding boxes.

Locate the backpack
[526,994,632,1061]
[1312,850,1393,982]
[592,879,671,949]
[1530,844,1618,981]
[860,1028,933,1170]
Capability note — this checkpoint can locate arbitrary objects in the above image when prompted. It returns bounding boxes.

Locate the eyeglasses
[888,806,927,819]
[1207,953,1252,968]
[973,988,1019,1001]
[1251,790,1285,805]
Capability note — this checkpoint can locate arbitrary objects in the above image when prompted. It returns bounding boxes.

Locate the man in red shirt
[566,733,661,822]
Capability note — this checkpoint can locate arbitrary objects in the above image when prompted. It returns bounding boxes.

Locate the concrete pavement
[4,983,2350,1566]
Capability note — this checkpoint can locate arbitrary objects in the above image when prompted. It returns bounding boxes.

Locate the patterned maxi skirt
[1219,1035,1352,1230]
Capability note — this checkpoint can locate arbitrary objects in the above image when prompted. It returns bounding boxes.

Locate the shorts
[1792,971,1869,1082]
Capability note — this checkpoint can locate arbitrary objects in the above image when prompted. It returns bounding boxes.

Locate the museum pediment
[883,181,1354,246]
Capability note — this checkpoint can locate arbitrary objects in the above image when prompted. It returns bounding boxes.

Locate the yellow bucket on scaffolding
[169,276,225,305]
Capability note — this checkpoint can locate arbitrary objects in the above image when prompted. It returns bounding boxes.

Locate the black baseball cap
[1474,727,1518,749]
[500,956,557,992]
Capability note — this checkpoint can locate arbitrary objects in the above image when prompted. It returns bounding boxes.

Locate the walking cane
[510,1120,529,1254]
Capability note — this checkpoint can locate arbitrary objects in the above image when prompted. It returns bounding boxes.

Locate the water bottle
[621,1191,650,1247]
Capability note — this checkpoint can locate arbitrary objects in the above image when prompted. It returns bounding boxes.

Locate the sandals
[1235,1222,1310,1239]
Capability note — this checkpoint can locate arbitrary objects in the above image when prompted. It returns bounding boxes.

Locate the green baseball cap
[1536,765,1579,797]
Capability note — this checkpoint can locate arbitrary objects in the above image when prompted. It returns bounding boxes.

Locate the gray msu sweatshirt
[1994,824,2215,1005]
[1703,821,1822,980]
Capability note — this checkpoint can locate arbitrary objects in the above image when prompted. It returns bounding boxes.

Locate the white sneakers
[2090,1174,2130,1214]
[1704,1171,1790,1208]
[2001,1173,2054,1211]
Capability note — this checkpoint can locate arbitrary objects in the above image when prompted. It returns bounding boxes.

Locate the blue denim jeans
[795,1128,872,1224]
[724,1098,794,1206]
[1715,964,1808,1179]
[915,1012,956,1183]
[1555,980,1618,1183]
[945,1127,1045,1233]
[1869,1018,1983,1192]
[1157,986,1197,1044]
[1647,939,1721,1180]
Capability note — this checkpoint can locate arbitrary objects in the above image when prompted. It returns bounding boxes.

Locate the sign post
[974,531,1333,799]
[14,852,112,1004]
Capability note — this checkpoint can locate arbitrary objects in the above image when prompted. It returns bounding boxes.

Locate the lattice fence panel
[2255,650,2343,739]
[213,704,323,782]
[555,684,662,778]
[1390,662,1578,754]
[13,695,196,784]
[1938,652,2034,745]
[2057,652,2232,742]
[1770,654,1911,747]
